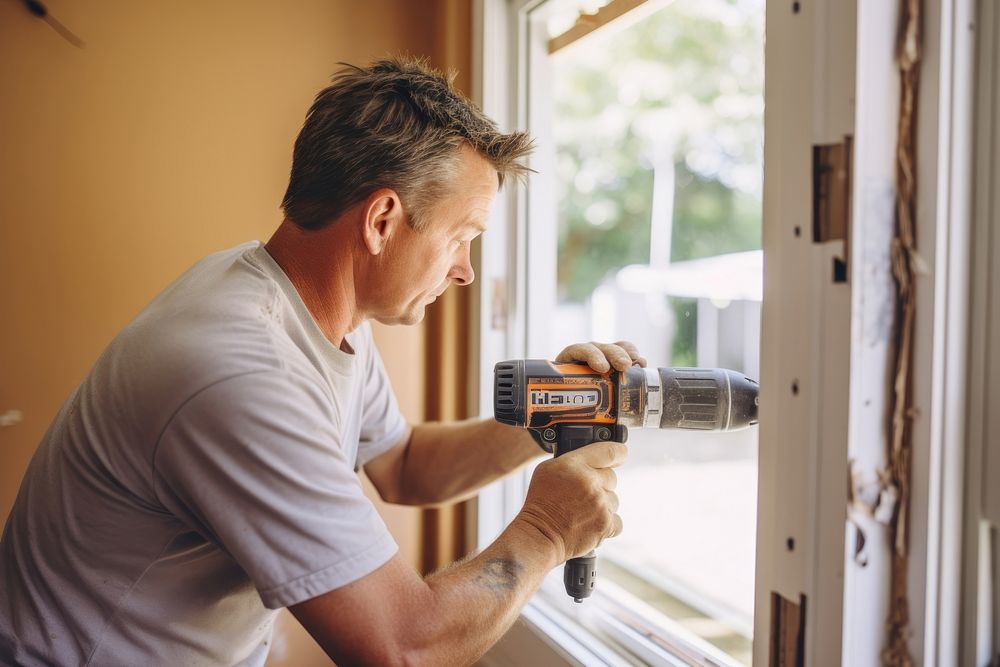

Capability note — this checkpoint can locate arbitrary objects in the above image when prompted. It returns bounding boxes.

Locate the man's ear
[361,188,406,256]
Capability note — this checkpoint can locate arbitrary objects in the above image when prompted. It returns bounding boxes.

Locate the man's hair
[281,56,533,230]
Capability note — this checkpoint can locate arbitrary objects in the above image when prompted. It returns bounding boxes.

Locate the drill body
[493,360,758,601]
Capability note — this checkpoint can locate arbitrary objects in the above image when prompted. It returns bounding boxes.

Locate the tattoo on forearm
[475,558,523,594]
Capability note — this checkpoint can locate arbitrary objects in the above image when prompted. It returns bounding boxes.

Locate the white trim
[842,0,899,661]
[924,0,976,662]
[753,0,856,663]
[973,522,995,664]
[961,0,1000,662]
[475,0,538,549]
[521,1,558,359]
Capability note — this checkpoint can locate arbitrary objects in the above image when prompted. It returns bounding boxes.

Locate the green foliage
[552,0,764,304]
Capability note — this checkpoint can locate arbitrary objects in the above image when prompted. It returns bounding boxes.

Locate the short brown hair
[281,56,533,230]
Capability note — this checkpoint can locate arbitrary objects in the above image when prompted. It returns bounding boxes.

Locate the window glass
[531,0,764,662]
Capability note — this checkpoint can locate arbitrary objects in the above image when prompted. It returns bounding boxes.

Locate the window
[478,0,764,664]
[478,0,979,662]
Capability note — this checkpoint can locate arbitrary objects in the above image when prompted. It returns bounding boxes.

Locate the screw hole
[791,380,799,395]
[787,537,795,551]
[793,1,801,13]
[794,225,801,237]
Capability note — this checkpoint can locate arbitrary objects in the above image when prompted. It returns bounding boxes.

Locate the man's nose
[449,249,475,286]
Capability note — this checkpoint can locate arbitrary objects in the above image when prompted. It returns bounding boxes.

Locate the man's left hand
[555,341,647,373]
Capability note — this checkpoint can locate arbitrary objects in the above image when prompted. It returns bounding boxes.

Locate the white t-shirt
[0,242,407,666]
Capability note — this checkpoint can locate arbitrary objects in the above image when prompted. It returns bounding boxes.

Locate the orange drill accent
[524,362,617,425]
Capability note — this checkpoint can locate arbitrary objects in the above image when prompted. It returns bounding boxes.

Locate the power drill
[493,360,759,602]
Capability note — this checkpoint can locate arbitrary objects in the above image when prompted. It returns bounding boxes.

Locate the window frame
[960,0,999,662]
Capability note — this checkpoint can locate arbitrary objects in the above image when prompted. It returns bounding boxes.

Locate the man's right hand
[514,441,627,562]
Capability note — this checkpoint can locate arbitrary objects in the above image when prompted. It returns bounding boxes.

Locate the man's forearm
[291,510,566,667]
[408,514,560,665]
[392,418,542,505]
[297,441,625,666]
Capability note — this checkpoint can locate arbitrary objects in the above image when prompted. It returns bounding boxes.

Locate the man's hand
[514,441,627,562]
[513,340,643,561]
[555,340,647,372]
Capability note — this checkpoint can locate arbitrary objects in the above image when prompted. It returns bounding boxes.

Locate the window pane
[540,0,764,662]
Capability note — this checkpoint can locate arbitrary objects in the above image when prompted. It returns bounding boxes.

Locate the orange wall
[0,1,468,663]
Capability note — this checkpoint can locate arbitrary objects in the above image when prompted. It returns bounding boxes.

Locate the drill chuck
[564,551,597,602]
[618,366,759,432]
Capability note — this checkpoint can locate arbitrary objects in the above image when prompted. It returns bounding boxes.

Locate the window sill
[521,572,748,667]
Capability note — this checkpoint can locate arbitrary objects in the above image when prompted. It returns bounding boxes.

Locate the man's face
[373,148,497,326]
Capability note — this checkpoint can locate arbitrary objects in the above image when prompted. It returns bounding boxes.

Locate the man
[0,57,642,666]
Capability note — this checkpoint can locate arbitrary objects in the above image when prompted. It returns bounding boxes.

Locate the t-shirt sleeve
[152,370,398,609]
[355,331,408,468]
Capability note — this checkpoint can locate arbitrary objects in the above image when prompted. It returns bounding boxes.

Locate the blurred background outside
[535,0,764,663]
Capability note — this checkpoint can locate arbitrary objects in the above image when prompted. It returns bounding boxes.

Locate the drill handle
[553,423,628,602]
[552,423,628,457]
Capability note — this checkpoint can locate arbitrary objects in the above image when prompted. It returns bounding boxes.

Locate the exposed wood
[770,592,806,667]
[883,0,922,663]
[812,140,852,244]
[812,136,853,282]
[547,0,657,54]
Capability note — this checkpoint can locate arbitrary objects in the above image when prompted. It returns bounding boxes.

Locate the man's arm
[364,340,645,507]
[292,442,626,666]
[364,418,539,506]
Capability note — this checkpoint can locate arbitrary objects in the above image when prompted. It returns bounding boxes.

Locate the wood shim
[883,0,921,664]
[769,592,806,667]
[547,0,660,54]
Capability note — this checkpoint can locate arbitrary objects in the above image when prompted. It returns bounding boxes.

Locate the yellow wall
[0,1,469,663]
